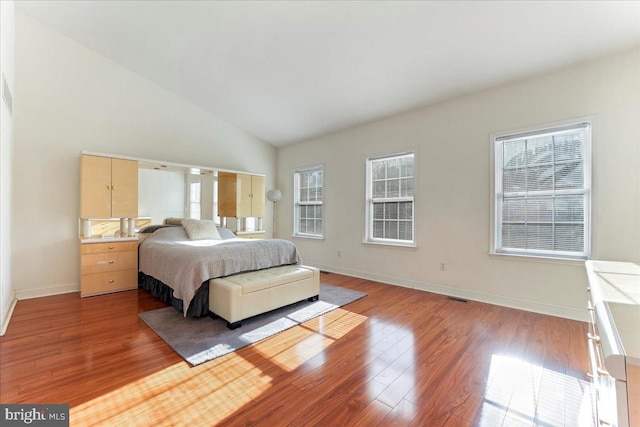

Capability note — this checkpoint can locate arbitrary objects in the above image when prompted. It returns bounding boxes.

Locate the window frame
[364,150,416,248]
[491,120,592,260]
[293,164,324,239]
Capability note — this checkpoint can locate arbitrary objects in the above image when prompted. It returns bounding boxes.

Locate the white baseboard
[6,267,588,322]
[0,294,17,336]
[15,283,79,300]
[310,262,587,322]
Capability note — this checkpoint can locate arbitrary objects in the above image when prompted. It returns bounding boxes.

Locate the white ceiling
[16,1,640,146]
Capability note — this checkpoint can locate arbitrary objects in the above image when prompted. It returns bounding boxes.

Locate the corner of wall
[0,0,16,337]
[0,291,17,336]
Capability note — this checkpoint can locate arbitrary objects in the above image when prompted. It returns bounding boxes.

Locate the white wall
[0,0,16,335]
[277,48,640,321]
[12,12,276,299]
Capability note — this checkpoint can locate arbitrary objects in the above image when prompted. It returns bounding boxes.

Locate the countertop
[80,236,139,244]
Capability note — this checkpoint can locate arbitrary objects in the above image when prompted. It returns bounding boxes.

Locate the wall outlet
[440,262,446,271]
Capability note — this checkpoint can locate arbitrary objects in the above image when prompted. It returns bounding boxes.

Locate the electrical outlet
[440,262,446,271]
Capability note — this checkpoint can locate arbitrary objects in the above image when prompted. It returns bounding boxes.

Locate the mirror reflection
[80,155,266,239]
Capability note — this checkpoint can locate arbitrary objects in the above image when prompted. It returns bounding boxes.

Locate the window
[189,180,201,220]
[294,165,324,238]
[365,151,415,246]
[494,122,591,259]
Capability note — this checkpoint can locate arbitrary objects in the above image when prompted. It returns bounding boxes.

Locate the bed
[138,225,302,316]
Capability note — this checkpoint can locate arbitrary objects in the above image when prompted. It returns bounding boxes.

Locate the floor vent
[446,296,468,303]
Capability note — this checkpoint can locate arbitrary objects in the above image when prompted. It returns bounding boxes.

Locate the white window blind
[294,165,324,238]
[494,122,590,259]
[366,152,415,245]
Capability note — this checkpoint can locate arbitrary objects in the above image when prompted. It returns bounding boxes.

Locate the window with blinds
[494,122,591,259]
[365,152,415,246]
[293,165,324,238]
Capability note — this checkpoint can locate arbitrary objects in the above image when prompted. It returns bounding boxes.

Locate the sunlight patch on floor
[251,308,367,372]
[477,354,594,427]
[70,308,367,425]
[70,357,271,426]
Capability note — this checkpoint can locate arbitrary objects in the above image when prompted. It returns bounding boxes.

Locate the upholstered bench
[209,265,320,329]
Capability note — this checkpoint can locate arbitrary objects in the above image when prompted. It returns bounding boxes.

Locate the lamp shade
[266,189,282,203]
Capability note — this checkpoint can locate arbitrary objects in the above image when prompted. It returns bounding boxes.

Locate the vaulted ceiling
[16,1,640,146]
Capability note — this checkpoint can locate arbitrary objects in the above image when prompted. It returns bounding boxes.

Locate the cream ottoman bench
[209,264,320,329]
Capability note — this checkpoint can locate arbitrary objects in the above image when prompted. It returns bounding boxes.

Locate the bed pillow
[164,217,184,226]
[181,219,222,240]
[138,224,177,234]
[217,227,236,239]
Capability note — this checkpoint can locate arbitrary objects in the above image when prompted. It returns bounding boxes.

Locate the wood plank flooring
[0,273,594,426]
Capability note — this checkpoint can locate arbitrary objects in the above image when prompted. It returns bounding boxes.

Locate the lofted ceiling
[15,1,640,146]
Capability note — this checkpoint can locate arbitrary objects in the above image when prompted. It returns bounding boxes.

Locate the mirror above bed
[79,151,267,239]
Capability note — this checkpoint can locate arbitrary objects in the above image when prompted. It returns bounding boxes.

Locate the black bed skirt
[138,272,209,317]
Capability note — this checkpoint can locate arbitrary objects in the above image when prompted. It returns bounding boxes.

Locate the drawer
[81,250,137,275]
[81,241,138,254]
[81,269,138,297]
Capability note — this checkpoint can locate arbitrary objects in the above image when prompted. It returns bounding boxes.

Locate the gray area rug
[139,283,367,366]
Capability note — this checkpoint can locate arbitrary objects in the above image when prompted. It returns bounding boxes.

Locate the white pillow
[181,219,222,240]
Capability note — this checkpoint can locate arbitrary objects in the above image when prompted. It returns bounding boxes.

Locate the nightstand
[80,239,138,297]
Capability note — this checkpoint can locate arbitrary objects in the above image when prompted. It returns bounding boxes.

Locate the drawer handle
[108,260,115,264]
[108,246,115,249]
[586,368,610,379]
[587,333,600,343]
[108,280,114,283]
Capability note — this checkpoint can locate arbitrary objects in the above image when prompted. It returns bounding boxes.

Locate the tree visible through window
[294,165,324,238]
[366,152,415,245]
[494,122,591,259]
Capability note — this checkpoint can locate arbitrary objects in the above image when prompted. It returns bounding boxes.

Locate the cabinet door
[218,172,266,218]
[80,155,112,218]
[218,172,238,217]
[111,158,138,218]
[237,174,253,218]
[251,175,265,217]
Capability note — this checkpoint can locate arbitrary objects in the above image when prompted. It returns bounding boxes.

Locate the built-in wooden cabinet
[80,154,138,218]
[79,154,139,297]
[80,240,138,297]
[218,172,265,218]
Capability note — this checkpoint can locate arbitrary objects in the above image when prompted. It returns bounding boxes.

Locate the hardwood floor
[0,273,594,426]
